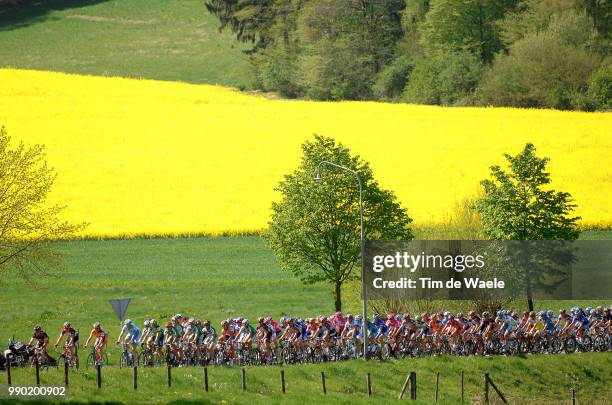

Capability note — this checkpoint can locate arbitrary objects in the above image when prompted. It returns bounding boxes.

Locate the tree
[420,0,519,63]
[0,128,86,282]
[479,10,601,109]
[403,49,483,105]
[265,135,413,311]
[588,63,612,109]
[296,0,405,100]
[475,143,580,310]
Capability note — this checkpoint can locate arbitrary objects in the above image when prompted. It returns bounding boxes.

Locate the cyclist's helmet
[144,320,151,327]
[280,316,287,324]
[496,311,504,318]
[546,310,554,318]
[257,317,264,324]
[93,322,101,329]
[63,321,71,328]
[151,319,158,326]
[356,315,363,321]
[124,319,132,326]
[585,306,593,313]
[204,320,211,326]
[373,313,380,319]
[457,312,463,319]
[244,319,249,326]
[482,311,490,318]
[34,324,42,331]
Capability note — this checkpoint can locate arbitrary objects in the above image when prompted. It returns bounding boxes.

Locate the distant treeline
[206,0,611,110]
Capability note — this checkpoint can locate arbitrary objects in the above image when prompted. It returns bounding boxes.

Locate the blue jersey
[369,319,388,336]
[122,323,141,342]
[542,317,555,333]
[574,313,589,327]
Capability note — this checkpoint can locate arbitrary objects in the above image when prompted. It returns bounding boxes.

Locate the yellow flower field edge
[1,69,610,238]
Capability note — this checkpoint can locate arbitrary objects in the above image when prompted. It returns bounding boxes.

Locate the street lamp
[315,160,368,360]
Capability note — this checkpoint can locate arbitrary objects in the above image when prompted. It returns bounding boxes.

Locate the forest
[205,0,611,110]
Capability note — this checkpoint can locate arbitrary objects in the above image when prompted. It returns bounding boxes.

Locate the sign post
[109,298,131,323]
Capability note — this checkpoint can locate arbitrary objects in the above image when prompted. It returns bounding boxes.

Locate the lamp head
[315,172,322,183]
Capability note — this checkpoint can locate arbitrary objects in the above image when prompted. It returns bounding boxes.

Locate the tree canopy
[206,0,611,110]
[0,127,85,282]
[265,135,413,311]
[475,143,580,310]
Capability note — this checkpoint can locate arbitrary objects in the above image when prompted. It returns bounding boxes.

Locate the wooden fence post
[399,373,411,399]
[487,374,507,404]
[461,370,464,403]
[35,357,40,385]
[96,364,102,388]
[410,371,417,400]
[435,372,439,402]
[241,367,246,391]
[366,373,372,397]
[572,388,576,405]
[484,373,489,404]
[167,365,172,387]
[321,371,327,394]
[280,370,286,394]
[64,360,69,386]
[204,366,209,392]
[6,357,11,386]
[133,366,137,390]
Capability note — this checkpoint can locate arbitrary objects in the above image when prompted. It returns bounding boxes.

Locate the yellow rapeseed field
[0,69,610,237]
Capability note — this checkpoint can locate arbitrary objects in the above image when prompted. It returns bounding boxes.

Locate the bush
[588,64,612,110]
[373,56,414,101]
[298,38,374,101]
[252,43,302,98]
[402,50,482,105]
[479,31,600,109]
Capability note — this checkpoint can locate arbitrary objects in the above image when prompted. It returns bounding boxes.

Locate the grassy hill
[0,0,251,87]
[3,353,611,404]
[1,234,609,346]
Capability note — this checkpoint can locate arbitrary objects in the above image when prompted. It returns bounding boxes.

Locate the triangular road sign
[109,298,131,322]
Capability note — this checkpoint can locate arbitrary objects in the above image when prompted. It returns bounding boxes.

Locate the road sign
[109,298,131,322]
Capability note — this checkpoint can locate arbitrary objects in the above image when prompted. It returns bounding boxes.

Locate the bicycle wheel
[85,353,95,368]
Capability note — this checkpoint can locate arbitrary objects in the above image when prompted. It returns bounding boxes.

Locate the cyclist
[256,317,274,363]
[150,319,165,360]
[116,319,141,362]
[28,325,50,364]
[163,321,179,363]
[201,320,217,363]
[182,318,199,363]
[54,322,79,366]
[83,322,108,366]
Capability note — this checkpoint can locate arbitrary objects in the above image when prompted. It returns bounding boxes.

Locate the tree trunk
[527,297,534,312]
[334,280,342,311]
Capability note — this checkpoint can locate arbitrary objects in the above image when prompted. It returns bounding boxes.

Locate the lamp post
[315,160,368,360]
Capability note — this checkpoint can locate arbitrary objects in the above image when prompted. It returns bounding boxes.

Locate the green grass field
[0,235,610,404]
[0,237,332,345]
[0,0,251,87]
[1,353,610,404]
[0,233,609,347]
